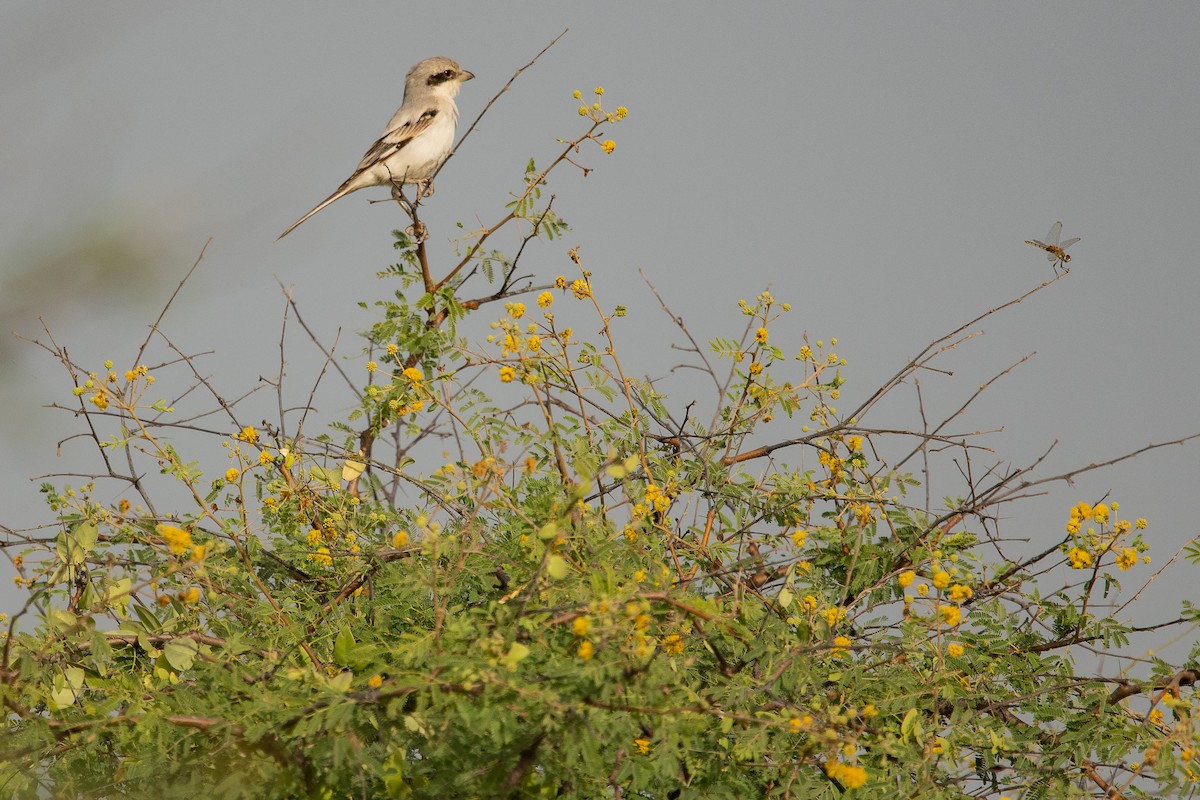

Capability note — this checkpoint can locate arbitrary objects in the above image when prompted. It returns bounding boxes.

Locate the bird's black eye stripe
[427,69,458,86]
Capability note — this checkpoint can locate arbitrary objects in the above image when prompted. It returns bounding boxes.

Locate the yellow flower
[938,604,962,627]
[1093,503,1110,523]
[661,633,685,656]
[615,106,628,119]
[505,302,526,319]
[932,570,950,590]
[537,291,554,307]
[601,139,616,154]
[825,760,867,789]
[402,367,424,383]
[554,275,567,289]
[180,587,200,604]
[366,360,377,373]
[1136,518,1148,529]
[748,361,763,375]
[947,583,973,603]
[236,426,259,443]
[801,595,818,612]
[1066,518,1081,534]
[578,105,588,116]
[572,616,592,637]
[577,640,594,660]
[846,436,863,451]
[571,279,592,299]
[1070,502,1093,521]
[225,468,240,482]
[755,327,769,344]
[392,530,410,548]
[1115,548,1137,570]
[791,529,808,548]
[367,674,383,688]
[386,343,399,356]
[259,450,275,466]
[308,546,332,567]
[594,86,604,96]
[527,335,542,352]
[831,634,852,657]
[820,607,846,627]
[306,529,322,547]
[947,643,964,658]
[498,366,516,383]
[191,544,207,562]
[90,392,109,410]
[1067,546,1093,569]
[633,737,651,755]
[157,524,193,555]
[897,570,916,588]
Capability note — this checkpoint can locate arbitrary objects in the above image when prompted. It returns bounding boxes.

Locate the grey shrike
[278,56,474,239]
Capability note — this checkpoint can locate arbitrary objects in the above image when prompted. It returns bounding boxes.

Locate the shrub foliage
[4,83,1200,800]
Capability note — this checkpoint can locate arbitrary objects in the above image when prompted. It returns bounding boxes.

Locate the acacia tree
[3,54,1200,800]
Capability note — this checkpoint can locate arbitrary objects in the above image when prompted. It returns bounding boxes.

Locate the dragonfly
[1025,221,1080,273]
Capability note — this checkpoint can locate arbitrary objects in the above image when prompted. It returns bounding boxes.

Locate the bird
[278,56,474,239]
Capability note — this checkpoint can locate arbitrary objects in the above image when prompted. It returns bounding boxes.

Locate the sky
[3,4,1199,638]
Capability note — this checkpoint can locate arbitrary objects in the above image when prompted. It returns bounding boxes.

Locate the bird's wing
[277,106,443,240]
[350,108,441,176]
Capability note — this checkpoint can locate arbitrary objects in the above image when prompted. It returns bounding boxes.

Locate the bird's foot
[406,221,429,243]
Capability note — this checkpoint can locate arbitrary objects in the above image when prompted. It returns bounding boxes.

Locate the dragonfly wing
[1046,221,1063,247]
[1059,237,1081,251]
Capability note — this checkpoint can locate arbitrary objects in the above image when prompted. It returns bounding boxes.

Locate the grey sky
[3,4,1199,625]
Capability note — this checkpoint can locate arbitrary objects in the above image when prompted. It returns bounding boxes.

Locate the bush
[3,80,1199,800]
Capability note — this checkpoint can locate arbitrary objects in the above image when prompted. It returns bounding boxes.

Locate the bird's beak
[460,70,475,82]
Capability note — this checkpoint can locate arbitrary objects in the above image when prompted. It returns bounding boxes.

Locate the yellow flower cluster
[1065,500,1148,570]
[946,583,973,603]
[938,605,962,627]
[643,483,671,513]
[1067,546,1093,569]
[825,759,867,789]
[156,524,193,556]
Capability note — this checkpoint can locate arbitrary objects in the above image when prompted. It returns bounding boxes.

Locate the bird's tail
[277,184,353,240]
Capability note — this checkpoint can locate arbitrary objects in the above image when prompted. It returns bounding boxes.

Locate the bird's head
[407,56,474,99]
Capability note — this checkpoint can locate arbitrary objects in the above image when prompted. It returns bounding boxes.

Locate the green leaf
[57,521,98,567]
[900,707,923,743]
[163,638,198,671]
[334,627,356,667]
[501,642,530,671]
